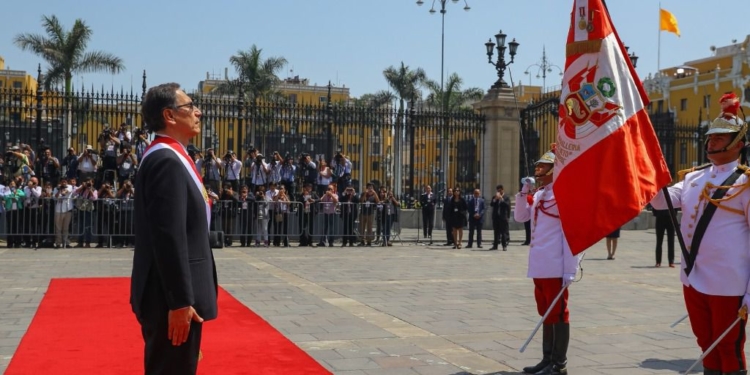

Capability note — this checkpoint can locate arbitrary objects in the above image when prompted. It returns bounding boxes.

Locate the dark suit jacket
[467,196,486,224]
[442,196,453,220]
[490,195,511,221]
[131,148,218,322]
[420,192,437,211]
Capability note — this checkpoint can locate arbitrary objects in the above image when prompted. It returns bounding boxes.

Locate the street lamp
[485,30,520,89]
[416,0,470,103]
[625,46,639,68]
[524,46,562,92]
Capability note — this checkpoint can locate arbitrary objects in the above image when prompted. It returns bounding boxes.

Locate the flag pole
[519,285,567,353]
[657,3,662,72]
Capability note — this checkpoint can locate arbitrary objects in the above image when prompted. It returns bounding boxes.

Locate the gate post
[473,87,523,201]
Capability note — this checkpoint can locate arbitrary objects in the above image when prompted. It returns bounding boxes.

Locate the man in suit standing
[466,188,485,249]
[442,188,454,246]
[420,185,437,244]
[490,184,511,251]
[131,83,218,374]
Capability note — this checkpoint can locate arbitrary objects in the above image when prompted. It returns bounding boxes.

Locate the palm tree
[354,90,397,108]
[383,62,426,113]
[214,45,288,104]
[14,15,125,94]
[213,45,287,148]
[382,62,426,196]
[423,73,484,112]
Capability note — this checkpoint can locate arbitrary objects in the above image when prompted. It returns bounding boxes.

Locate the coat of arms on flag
[560,63,621,139]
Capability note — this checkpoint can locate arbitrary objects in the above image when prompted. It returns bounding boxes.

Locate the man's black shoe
[522,359,550,374]
[521,241,530,245]
[465,245,473,249]
[489,246,498,250]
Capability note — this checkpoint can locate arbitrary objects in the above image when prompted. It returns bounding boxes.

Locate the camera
[133,127,145,139]
[255,154,264,165]
[101,127,112,139]
[223,151,233,162]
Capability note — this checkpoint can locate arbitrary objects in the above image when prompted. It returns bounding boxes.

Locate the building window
[12,81,22,89]
[319,96,327,103]
[372,161,379,171]
[371,140,381,156]
[680,98,687,111]
[657,100,664,113]
[289,94,297,105]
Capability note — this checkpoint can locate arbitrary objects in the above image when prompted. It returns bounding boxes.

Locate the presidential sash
[141,136,211,232]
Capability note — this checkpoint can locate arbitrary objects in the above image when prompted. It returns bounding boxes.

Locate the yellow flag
[660,8,680,37]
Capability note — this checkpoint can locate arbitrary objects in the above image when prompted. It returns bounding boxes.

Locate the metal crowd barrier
[0,198,403,248]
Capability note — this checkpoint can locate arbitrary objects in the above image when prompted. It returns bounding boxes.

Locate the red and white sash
[141,136,211,231]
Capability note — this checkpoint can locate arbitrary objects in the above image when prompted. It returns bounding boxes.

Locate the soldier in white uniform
[515,146,582,375]
[651,92,750,375]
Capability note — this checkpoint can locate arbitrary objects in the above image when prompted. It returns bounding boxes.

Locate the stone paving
[0,228,734,374]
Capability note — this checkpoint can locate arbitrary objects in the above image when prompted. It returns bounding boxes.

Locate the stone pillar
[473,87,523,202]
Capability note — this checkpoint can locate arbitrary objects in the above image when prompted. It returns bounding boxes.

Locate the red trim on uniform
[534,278,569,324]
[683,285,746,372]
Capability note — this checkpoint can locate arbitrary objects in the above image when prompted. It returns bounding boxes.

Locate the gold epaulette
[677,164,711,181]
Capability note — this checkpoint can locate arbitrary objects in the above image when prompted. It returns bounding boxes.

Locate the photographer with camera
[62,147,78,180]
[195,148,221,193]
[96,181,118,248]
[298,153,317,189]
[116,123,132,145]
[23,177,42,248]
[117,144,138,186]
[77,145,98,184]
[52,178,74,248]
[98,126,121,186]
[296,183,319,247]
[271,184,291,247]
[132,127,150,161]
[4,145,29,181]
[331,152,352,195]
[267,151,283,186]
[279,153,296,194]
[222,150,242,192]
[318,183,339,247]
[254,185,270,247]
[339,184,359,247]
[247,151,269,193]
[115,179,135,247]
[237,185,255,247]
[36,147,60,188]
[73,178,98,248]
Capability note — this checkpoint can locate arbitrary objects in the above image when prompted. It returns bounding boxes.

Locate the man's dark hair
[496,184,504,190]
[141,83,181,133]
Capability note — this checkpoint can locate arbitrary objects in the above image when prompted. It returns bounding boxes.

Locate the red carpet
[5,277,331,375]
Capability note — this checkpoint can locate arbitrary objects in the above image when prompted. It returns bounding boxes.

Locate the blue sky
[0,0,746,98]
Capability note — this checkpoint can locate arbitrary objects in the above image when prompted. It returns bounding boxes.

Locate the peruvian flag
[555,0,672,254]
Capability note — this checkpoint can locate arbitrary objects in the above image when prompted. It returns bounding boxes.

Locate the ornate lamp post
[625,46,639,68]
[416,0,470,99]
[485,30,520,89]
[524,46,562,92]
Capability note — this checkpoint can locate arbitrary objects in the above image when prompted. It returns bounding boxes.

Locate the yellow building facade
[643,35,750,171]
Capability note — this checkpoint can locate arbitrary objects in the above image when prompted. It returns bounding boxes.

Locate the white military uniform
[651,160,750,296]
[514,181,581,278]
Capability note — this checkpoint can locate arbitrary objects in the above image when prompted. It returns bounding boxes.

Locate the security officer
[514,146,582,375]
[651,92,750,375]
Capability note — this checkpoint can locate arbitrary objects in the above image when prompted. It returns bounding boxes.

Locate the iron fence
[518,94,707,182]
[0,70,485,199]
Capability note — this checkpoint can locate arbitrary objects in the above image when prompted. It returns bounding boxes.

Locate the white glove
[562,273,576,287]
[742,294,750,311]
[521,179,533,194]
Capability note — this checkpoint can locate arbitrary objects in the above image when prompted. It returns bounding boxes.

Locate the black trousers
[139,300,203,374]
[299,211,314,245]
[422,208,434,238]
[468,218,482,246]
[524,220,531,243]
[655,215,675,264]
[493,218,510,247]
[342,213,356,245]
[444,217,454,244]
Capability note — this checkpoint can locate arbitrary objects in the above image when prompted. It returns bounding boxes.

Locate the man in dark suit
[466,188,485,249]
[489,184,511,251]
[442,188,454,246]
[419,185,437,244]
[131,83,218,374]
